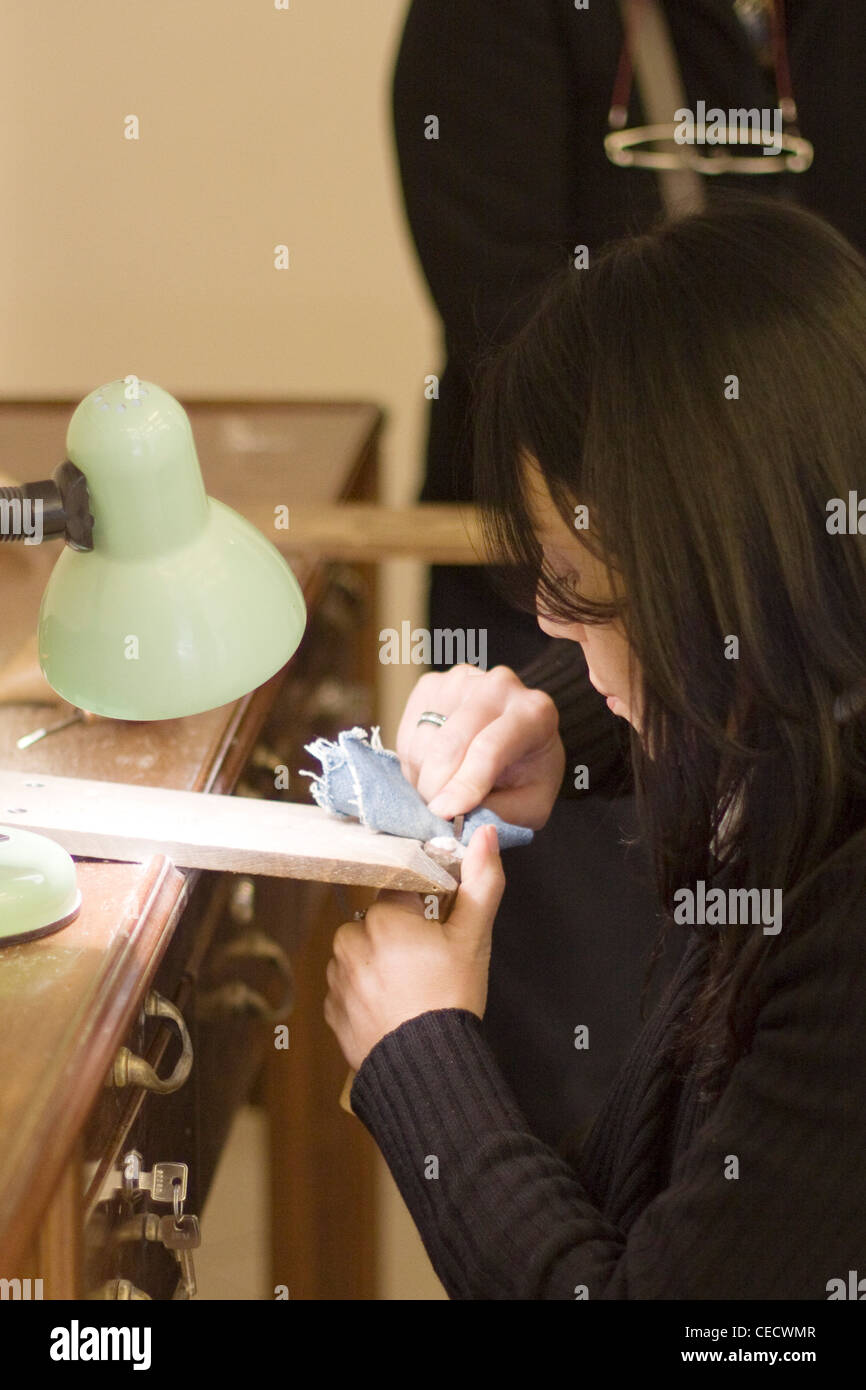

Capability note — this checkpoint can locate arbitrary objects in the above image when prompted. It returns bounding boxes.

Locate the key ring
[172,1176,184,1227]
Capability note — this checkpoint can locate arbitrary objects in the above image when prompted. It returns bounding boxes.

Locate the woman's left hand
[324,824,505,1072]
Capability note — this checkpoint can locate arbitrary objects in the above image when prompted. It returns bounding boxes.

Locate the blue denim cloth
[300,726,533,850]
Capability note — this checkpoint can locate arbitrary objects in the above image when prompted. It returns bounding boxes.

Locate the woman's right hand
[395,664,566,831]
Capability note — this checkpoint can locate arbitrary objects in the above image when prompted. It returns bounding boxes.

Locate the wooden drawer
[80,564,374,1298]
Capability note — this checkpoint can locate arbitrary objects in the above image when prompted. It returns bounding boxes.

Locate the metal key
[159,1214,200,1299]
[139,1161,188,1204]
[96,1155,188,1205]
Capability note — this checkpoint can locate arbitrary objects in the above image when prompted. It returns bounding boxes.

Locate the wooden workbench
[0,399,383,1298]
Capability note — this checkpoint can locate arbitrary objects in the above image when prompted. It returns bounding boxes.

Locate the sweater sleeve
[350,1008,629,1299]
[350,869,866,1299]
[516,638,633,798]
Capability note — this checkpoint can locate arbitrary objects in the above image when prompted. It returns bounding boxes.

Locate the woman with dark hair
[324,196,866,1299]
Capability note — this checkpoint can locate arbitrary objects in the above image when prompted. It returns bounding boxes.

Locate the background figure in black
[391,0,866,1146]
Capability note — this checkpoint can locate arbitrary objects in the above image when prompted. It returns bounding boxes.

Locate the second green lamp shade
[38,380,307,720]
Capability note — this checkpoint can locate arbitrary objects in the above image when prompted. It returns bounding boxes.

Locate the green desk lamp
[0,378,307,943]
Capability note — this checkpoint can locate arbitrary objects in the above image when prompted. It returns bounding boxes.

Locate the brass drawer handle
[109,991,193,1093]
[197,929,294,1022]
[88,1279,152,1300]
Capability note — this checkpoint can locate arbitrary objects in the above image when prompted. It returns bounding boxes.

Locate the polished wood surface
[267,502,485,563]
[0,856,186,1283]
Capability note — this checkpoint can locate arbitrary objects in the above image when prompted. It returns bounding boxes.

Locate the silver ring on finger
[417,710,448,728]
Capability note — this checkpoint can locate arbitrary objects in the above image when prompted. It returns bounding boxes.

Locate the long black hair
[472,195,866,1094]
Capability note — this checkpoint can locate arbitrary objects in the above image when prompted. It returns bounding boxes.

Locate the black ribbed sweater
[350,640,866,1299]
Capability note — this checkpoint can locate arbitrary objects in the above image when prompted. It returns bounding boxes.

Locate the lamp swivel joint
[0,460,93,550]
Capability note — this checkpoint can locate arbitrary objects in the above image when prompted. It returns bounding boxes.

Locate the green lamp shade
[37,380,307,719]
[0,829,81,943]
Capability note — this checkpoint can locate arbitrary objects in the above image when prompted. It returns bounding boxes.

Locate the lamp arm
[0,460,93,550]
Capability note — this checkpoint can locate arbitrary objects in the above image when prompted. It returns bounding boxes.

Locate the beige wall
[0,0,445,1298]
